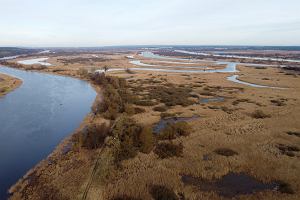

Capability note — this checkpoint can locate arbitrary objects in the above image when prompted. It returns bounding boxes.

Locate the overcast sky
[1,0,300,47]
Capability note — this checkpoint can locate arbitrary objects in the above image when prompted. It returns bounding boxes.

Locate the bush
[134,107,146,114]
[153,106,168,112]
[112,117,142,162]
[251,110,271,119]
[214,148,238,157]
[112,116,154,163]
[286,131,300,137]
[154,143,183,159]
[277,181,294,194]
[270,99,286,106]
[158,122,192,140]
[78,68,89,77]
[143,85,194,107]
[124,103,135,115]
[160,113,176,119]
[277,144,299,157]
[75,123,110,149]
[149,185,178,200]
[134,99,158,106]
[139,127,155,153]
[90,74,137,119]
[111,195,142,200]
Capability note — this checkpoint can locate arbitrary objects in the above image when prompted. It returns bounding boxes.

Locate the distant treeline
[173,45,300,51]
[0,47,40,58]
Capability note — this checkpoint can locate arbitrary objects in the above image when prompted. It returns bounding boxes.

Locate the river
[0,66,96,199]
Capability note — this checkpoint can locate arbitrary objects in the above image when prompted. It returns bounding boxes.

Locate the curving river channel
[0,66,96,199]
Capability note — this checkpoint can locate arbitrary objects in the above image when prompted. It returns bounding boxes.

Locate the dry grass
[8,54,300,200]
[154,142,183,159]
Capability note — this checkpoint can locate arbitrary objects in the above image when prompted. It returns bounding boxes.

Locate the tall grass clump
[158,122,192,140]
[74,122,110,149]
[90,73,137,119]
[111,116,155,163]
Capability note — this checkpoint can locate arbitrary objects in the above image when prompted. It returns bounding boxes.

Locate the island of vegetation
[0,73,22,97]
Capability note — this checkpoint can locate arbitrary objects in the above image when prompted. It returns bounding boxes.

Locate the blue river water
[0,66,96,199]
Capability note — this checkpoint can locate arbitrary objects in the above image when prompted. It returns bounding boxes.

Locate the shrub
[154,143,183,159]
[149,185,178,200]
[124,103,135,115]
[75,123,110,149]
[153,106,168,112]
[139,126,155,153]
[90,74,137,119]
[173,122,191,137]
[221,106,234,114]
[270,99,286,106]
[255,66,267,70]
[125,68,135,74]
[111,196,142,200]
[200,91,214,96]
[112,116,154,163]
[214,148,238,157]
[286,131,300,137]
[145,85,194,107]
[277,181,294,194]
[0,87,8,93]
[134,107,146,114]
[277,144,299,157]
[160,112,176,118]
[134,99,158,106]
[158,122,192,140]
[251,110,271,119]
[78,68,89,77]
[112,117,142,162]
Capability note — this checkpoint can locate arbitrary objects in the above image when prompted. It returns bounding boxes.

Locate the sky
[1,0,300,47]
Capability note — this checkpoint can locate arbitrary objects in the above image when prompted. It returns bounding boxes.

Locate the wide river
[0,66,96,199]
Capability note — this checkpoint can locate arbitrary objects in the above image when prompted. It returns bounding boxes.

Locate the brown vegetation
[149,185,178,200]
[251,110,271,119]
[158,122,192,140]
[154,142,183,159]
[111,116,154,163]
[74,122,110,149]
[214,148,239,157]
